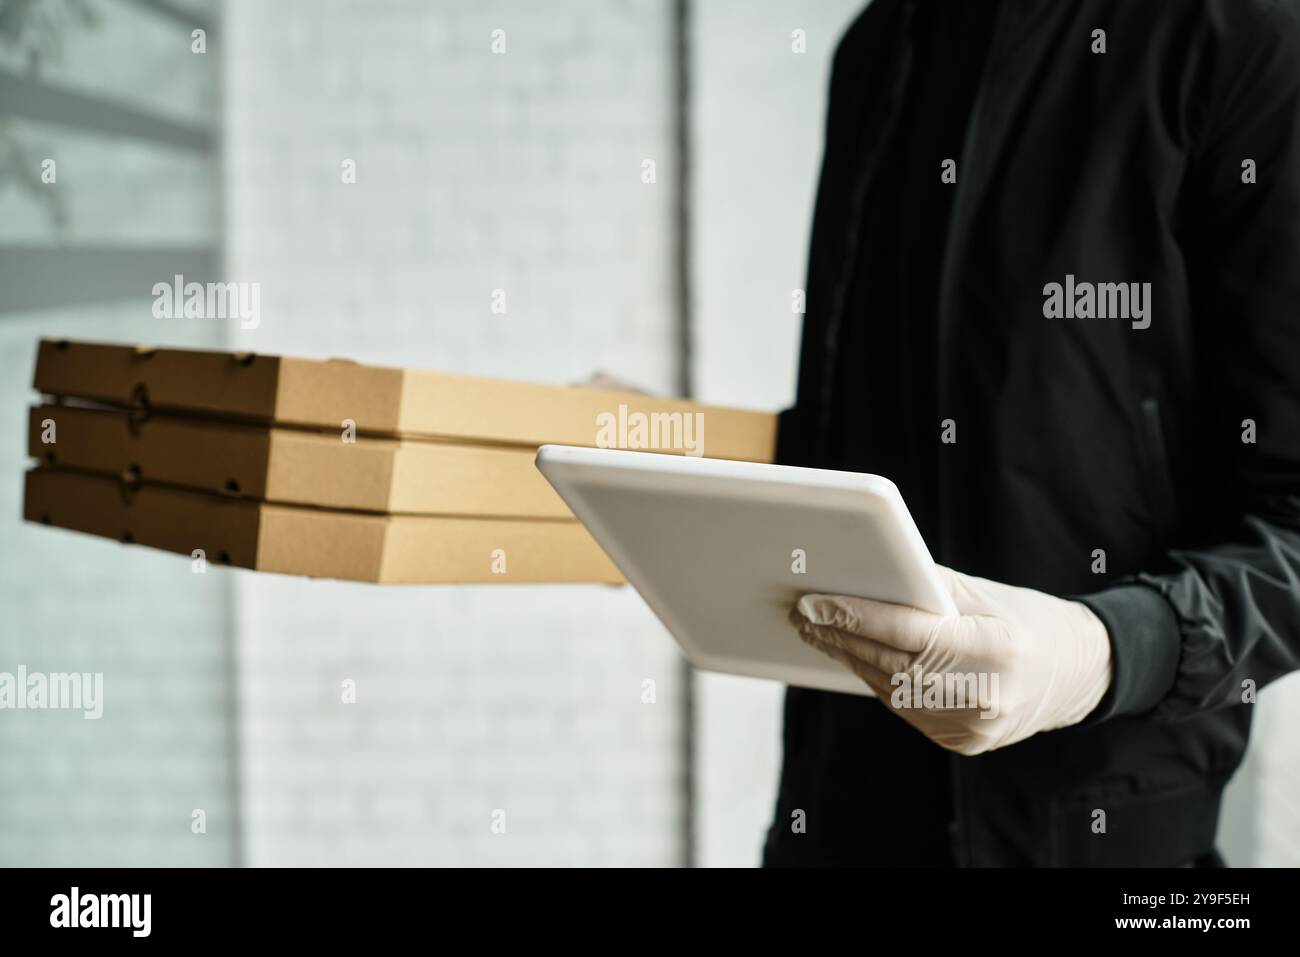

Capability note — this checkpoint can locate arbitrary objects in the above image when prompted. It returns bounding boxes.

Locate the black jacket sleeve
[1082,0,1300,723]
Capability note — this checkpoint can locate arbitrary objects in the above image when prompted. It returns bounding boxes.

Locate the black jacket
[766,0,1300,866]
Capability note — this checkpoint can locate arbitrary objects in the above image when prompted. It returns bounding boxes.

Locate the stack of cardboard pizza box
[23,338,775,584]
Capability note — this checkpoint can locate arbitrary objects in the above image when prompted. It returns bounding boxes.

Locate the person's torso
[768,0,1253,867]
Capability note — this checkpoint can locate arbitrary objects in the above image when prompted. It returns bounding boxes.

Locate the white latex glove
[789,567,1113,755]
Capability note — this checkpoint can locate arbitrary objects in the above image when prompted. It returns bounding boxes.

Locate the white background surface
[689,0,864,867]
[0,0,1294,867]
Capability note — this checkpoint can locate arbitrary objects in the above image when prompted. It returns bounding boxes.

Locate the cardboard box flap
[34,338,776,460]
[25,464,262,568]
[27,403,571,517]
[30,403,276,499]
[24,467,620,584]
[34,338,286,421]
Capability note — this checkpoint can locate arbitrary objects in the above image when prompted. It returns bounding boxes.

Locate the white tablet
[535,445,957,696]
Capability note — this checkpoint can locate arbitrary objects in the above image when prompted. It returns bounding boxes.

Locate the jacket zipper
[1140,397,1177,532]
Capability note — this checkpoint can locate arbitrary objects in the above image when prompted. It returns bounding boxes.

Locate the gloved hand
[789,567,1113,755]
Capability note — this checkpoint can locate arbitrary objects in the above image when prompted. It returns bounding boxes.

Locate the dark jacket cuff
[1074,583,1181,725]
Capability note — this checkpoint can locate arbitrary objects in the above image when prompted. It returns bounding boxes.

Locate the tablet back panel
[536,446,956,696]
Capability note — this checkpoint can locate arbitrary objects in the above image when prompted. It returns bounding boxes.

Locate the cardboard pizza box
[28,403,570,518]
[33,338,776,462]
[23,467,622,584]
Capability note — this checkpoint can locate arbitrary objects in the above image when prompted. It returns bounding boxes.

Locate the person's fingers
[934,565,1003,617]
[571,371,653,395]
[798,631,895,694]
[793,618,914,676]
[796,593,941,652]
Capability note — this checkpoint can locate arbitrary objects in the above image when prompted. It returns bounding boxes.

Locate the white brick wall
[1237,673,1300,866]
[0,0,233,867]
[690,0,864,868]
[222,0,685,866]
[1,313,234,867]
[5,0,1292,870]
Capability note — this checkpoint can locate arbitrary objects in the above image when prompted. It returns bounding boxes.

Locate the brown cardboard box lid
[28,404,571,518]
[24,467,622,584]
[33,338,776,461]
